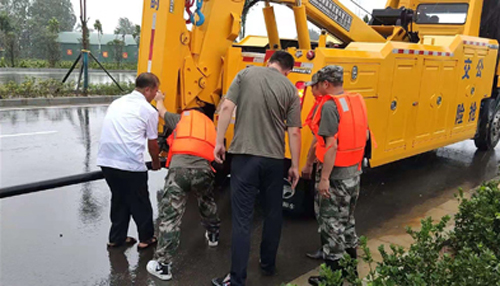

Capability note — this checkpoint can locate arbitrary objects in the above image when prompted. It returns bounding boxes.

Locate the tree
[94,20,103,55]
[43,18,61,68]
[363,15,370,24]
[3,0,76,58]
[0,12,19,67]
[240,0,259,39]
[309,28,320,41]
[114,17,135,41]
[107,39,125,68]
[29,0,77,31]
[78,0,89,50]
[133,24,141,45]
[3,0,34,58]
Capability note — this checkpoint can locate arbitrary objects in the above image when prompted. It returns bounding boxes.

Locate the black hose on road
[0,161,162,199]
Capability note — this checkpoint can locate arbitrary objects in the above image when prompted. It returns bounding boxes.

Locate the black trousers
[101,167,154,244]
[230,155,284,286]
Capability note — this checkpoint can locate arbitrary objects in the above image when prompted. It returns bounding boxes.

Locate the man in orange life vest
[301,66,369,285]
[147,91,221,281]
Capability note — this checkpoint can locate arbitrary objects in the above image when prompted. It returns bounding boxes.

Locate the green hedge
[0,58,137,71]
[0,77,135,98]
[286,180,500,286]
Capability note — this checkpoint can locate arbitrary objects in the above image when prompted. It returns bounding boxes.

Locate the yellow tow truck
[138,0,500,193]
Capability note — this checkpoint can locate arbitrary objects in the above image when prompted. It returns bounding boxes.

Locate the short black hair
[269,51,295,71]
[135,73,160,89]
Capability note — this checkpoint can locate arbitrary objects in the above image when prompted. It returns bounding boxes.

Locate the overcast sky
[70,0,387,36]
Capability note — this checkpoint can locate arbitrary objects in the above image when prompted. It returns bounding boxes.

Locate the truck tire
[475,98,500,151]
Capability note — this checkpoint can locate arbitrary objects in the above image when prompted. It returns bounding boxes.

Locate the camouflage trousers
[314,166,361,261]
[154,168,221,264]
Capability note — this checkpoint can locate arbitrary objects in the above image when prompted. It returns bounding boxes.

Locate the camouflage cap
[305,65,344,86]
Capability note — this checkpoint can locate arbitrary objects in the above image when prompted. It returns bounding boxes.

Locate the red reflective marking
[264,50,276,62]
[148,29,155,61]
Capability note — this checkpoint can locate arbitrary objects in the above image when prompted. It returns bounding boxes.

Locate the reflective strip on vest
[306,93,368,167]
[166,110,216,167]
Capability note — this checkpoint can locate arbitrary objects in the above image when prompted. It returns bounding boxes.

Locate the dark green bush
[0,58,136,70]
[288,181,500,286]
[0,77,134,98]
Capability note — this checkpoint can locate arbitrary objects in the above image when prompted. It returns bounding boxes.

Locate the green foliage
[107,39,125,68]
[302,181,500,286]
[2,0,75,58]
[0,11,19,67]
[42,18,61,68]
[29,0,76,32]
[133,24,141,45]
[0,77,134,98]
[3,59,137,70]
[451,181,500,257]
[114,17,135,40]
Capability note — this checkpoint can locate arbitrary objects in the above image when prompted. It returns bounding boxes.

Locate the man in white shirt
[97,72,161,250]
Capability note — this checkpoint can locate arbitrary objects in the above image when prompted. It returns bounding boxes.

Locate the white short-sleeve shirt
[97,90,159,172]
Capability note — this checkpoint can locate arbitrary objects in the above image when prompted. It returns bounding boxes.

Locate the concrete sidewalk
[0,95,119,108]
[287,184,479,285]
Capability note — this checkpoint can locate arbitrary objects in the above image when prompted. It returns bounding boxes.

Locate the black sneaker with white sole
[211,273,230,286]
[205,231,219,247]
[147,260,172,281]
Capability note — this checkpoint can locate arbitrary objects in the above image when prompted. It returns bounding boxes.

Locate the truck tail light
[295,81,307,109]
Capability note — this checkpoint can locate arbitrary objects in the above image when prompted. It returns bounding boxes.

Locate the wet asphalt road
[0,105,499,286]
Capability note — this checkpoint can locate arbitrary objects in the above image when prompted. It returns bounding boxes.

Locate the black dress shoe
[259,260,276,276]
[306,248,324,260]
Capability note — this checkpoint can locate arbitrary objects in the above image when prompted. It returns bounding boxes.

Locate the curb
[0,96,121,108]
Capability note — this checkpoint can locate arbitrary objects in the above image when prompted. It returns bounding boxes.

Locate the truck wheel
[475,98,500,151]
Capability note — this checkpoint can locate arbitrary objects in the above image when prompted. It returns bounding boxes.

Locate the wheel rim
[490,109,500,144]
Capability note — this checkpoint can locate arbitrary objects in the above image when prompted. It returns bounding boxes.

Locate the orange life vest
[166,110,216,167]
[305,92,369,167]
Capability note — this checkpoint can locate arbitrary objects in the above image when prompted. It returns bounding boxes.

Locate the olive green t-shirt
[314,100,362,180]
[225,66,302,159]
[163,112,211,170]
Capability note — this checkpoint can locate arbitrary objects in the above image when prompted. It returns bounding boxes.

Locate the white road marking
[0,131,58,138]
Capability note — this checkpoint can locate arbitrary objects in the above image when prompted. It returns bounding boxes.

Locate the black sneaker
[211,273,230,286]
[205,231,219,247]
[308,275,326,286]
[147,260,172,281]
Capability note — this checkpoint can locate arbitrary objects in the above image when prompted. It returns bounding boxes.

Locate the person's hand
[288,167,299,189]
[318,178,331,199]
[301,163,313,180]
[214,143,226,164]
[151,160,161,171]
[155,91,165,103]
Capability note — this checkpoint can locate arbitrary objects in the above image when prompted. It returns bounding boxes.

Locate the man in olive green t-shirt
[212,51,302,286]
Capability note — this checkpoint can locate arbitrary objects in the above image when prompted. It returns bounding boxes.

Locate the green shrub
[0,58,137,70]
[451,182,500,257]
[301,180,500,286]
[0,77,134,98]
